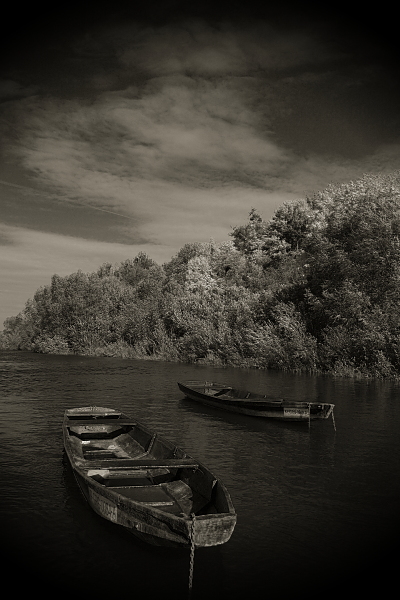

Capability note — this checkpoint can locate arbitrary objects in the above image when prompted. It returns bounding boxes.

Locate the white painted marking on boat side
[89,488,118,522]
[283,407,310,418]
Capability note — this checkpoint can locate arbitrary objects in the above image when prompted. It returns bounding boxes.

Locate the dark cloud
[4,16,398,198]
[0,80,38,103]
[0,180,140,244]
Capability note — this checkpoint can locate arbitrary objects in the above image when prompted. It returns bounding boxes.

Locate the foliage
[2,171,400,379]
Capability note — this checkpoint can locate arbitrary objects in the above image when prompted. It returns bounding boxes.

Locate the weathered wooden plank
[81,458,199,469]
[66,419,138,426]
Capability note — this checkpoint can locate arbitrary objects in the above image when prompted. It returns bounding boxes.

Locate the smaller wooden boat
[178,381,335,422]
[63,406,236,548]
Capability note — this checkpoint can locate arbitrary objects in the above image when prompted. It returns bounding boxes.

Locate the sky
[1,2,400,327]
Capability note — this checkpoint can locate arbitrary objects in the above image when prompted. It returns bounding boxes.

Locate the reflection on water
[1,351,399,598]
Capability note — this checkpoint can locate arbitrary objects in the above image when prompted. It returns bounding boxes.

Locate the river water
[1,351,399,598]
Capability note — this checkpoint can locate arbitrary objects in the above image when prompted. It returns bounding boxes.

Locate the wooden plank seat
[213,388,232,397]
[67,419,138,426]
[107,486,177,509]
[82,458,199,470]
[87,468,169,478]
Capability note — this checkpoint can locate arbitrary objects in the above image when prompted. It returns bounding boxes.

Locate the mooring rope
[188,513,196,595]
[332,408,337,432]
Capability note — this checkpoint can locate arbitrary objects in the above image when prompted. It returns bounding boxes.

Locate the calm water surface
[1,351,399,598]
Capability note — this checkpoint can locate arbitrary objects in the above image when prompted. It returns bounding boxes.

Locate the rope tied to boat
[188,513,196,594]
[331,408,337,432]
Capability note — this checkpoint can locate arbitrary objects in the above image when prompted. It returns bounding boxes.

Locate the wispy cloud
[9,77,286,194]
[4,22,395,194]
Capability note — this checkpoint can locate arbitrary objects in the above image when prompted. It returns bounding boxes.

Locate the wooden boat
[178,381,335,422]
[63,406,236,548]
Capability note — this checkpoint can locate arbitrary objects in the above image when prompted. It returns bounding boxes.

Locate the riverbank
[2,342,399,381]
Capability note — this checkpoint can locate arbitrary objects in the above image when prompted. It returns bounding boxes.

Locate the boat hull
[63,407,236,548]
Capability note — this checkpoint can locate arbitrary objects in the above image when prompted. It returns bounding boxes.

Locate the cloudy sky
[1,2,399,326]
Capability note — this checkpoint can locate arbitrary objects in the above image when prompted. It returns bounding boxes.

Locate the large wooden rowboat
[63,406,236,547]
[178,381,335,422]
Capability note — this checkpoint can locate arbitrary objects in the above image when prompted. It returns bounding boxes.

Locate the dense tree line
[2,172,400,378]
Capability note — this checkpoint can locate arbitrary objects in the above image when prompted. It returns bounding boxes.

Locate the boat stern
[189,513,237,547]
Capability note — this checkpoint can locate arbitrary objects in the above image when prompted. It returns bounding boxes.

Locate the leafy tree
[268,200,318,251]
[3,171,400,379]
[230,208,269,255]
